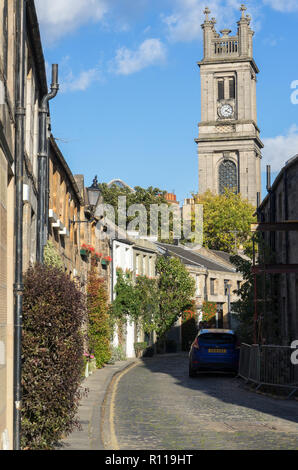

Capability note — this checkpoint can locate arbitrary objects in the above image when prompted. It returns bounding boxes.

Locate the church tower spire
[195,5,263,206]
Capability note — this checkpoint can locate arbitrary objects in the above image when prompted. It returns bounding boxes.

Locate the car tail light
[193,338,200,349]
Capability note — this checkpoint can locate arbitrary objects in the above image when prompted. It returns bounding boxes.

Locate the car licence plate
[208,349,227,353]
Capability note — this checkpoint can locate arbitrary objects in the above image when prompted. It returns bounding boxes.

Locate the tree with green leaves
[155,256,195,338]
[99,183,167,227]
[192,189,256,256]
[98,183,176,243]
[111,257,195,343]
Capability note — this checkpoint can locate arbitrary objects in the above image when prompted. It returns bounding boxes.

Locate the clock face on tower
[219,104,233,119]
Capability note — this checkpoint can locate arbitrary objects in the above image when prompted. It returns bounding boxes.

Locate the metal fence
[239,343,298,398]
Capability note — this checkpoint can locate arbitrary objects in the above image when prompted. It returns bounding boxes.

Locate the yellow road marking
[109,362,139,450]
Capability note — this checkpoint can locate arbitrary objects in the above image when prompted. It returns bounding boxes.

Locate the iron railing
[239,343,298,398]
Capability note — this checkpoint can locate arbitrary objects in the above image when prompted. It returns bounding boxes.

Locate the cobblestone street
[112,354,298,450]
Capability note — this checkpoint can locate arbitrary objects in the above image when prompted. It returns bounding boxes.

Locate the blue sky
[35,0,298,203]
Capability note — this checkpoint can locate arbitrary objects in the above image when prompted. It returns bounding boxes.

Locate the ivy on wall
[44,241,64,270]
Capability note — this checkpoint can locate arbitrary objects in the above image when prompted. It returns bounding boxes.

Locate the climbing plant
[87,269,112,368]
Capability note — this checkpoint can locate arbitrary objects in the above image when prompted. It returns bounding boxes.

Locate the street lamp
[70,176,102,225]
[86,175,102,211]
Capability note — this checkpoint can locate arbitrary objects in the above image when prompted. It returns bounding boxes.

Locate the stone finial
[211,17,217,25]
[220,29,232,37]
[240,4,247,18]
[204,7,211,21]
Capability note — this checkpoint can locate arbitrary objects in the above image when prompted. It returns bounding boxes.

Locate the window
[219,159,237,194]
[229,77,235,99]
[218,79,224,100]
[210,278,216,295]
[224,279,230,296]
[136,254,140,275]
[196,275,200,296]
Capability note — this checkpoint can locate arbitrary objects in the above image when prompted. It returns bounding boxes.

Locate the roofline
[258,154,298,212]
[197,57,260,74]
[26,0,48,97]
[156,242,236,273]
[49,135,84,206]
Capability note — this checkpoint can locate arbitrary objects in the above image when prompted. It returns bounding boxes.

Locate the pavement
[57,359,136,450]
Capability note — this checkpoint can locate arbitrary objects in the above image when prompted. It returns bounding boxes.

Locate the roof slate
[155,243,236,273]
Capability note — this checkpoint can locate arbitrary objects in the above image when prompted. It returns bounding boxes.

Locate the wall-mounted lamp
[70,176,103,225]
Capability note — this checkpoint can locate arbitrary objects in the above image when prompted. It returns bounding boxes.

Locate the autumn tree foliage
[87,269,112,368]
[201,301,217,323]
[193,189,256,255]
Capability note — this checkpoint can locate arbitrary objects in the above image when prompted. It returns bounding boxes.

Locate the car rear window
[198,333,236,345]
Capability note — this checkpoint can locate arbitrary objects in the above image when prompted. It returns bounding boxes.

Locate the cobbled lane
[113,354,298,450]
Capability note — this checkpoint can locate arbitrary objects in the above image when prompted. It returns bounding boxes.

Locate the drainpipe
[37,64,59,263]
[13,0,26,451]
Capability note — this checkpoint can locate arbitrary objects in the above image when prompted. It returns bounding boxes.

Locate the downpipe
[13,0,26,451]
[37,64,59,263]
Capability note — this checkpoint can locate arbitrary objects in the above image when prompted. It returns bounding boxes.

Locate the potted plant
[80,244,89,256]
[101,256,112,266]
[94,252,102,262]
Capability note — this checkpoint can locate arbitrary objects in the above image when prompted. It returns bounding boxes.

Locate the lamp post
[227,283,232,329]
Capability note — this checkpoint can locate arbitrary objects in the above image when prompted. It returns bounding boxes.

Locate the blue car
[189,329,240,377]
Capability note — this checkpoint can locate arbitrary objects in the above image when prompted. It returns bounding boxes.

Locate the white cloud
[59,57,104,92]
[263,0,298,12]
[112,38,167,75]
[162,0,262,43]
[35,0,108,42]
[262,125,298,172]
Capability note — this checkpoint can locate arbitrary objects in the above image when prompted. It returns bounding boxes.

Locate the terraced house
[0,1,112,449]
[156,242,243,350]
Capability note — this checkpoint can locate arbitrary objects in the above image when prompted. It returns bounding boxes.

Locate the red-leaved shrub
[21,264,86,449]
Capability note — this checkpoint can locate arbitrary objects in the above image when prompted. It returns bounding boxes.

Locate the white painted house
[112,238,135,358]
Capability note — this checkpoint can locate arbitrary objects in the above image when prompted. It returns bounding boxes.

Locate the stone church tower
[195,5,263,206]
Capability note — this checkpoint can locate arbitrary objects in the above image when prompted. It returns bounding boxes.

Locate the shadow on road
[139,352,298,425]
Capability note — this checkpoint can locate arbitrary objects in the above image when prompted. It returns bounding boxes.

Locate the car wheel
[189,363,196,377]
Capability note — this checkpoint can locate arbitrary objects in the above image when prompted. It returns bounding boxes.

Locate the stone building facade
[0,0,51,450]
[0,0,16,450]
[256,155,298,345]
[156,242,243,349]
[196,5,263,206]
[48,136,83,278]
[0,0,113,448]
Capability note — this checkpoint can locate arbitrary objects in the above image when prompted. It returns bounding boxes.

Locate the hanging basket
[102,256,112,266]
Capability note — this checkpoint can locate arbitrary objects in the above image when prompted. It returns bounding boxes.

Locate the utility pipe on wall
[13,0,26,451]
[37,64,59,263]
